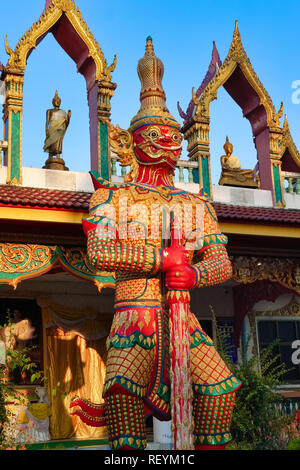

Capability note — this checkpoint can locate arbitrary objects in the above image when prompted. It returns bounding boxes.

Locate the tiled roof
[213,202,300,224]
[0,185,90,211]
[0,185,299,225]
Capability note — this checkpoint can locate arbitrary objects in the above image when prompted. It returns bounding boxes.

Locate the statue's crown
[129,37,180,132]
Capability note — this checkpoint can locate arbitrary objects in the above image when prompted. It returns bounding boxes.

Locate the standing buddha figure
[83,37,241,450]
[43,90,71,171]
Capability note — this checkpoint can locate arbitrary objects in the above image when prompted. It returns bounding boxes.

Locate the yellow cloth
[39,300,110,439]
[45,324,107,439]
[39,297,111,340]
[27,403,51,421]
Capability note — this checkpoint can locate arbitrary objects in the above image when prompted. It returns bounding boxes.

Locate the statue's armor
[81,37,241,450]
[86,180,241,449]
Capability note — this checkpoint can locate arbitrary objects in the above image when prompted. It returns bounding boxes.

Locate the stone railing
[0,140,8,165]
[275,397,300,416]
[282,171,300,195]
[110,154,199,184]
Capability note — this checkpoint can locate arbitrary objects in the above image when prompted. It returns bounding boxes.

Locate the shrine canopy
[5,0,116,90]
[280,115,300,173]
[2,0,117,185]
[180,21,300,207]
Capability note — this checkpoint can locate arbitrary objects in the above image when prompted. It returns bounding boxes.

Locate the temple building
[0,0,299,449]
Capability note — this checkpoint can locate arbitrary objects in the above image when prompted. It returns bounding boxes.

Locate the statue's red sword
[167,217,194,450]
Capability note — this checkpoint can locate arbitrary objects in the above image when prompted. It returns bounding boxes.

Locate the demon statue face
[109,36,182,183]
[132,124,182,168]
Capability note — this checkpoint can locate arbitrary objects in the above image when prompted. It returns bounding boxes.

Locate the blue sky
[1,0,300,184]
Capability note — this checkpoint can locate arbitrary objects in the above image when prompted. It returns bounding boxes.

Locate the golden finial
[232,19,242,47]
[137,36,166,111]
[273,101,283,126]
[4,35,14,57]
[145,36,155,55]
[192,87,201,115]
[228,19,245,63]
[103,54,117,81]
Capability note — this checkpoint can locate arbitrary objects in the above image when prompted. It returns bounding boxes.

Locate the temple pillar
[269,126,285,207]
[2,71,24,185]
[182,115,212,199]
[88,80,117,180]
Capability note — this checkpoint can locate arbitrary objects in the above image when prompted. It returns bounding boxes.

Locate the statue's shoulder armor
[90,171,131,192]
[188,191,218,220]
[202,199,218,223]
[89,187,114,211]
[89,171,132,211]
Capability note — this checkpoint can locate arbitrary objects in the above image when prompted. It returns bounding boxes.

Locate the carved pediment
[4,0,116,83]
[280,115,300,172]
[194,21,279,129]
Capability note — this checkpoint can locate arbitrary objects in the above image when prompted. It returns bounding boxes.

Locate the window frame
[255,316,300,387]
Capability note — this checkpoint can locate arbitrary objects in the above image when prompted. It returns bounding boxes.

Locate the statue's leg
[103,344,155,450]
[105,391,147,450]
[192,391,237,450]
[189,315,241,450]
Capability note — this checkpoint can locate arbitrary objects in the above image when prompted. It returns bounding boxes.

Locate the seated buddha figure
[219,137,260,188]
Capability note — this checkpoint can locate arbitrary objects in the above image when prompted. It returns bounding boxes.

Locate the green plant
[0,358,38,449]
[0,364,10,445]
[212,308,293,450]
[287,437,300,450]
[0,315,44,449]
[0,314,66,450]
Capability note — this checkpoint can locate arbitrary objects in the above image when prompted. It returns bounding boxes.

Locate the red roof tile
[0,185,299,225]
[0,185,90,211]
[213,202,300,225]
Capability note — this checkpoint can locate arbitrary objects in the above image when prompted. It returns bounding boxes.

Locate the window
[257,318,300,384]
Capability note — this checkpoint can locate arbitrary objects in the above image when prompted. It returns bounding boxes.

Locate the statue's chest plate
[118,185,205,250]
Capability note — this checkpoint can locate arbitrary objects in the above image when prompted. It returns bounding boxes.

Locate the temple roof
[0,184,299,225]
[3,0,116,89]
[0,185,90,211]
[181,21,282,136]
[280,115,300,173]
[213,202,300,225]
[177,41,222,124]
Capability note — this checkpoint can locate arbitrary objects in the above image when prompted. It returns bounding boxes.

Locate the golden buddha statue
[218,136,260,188]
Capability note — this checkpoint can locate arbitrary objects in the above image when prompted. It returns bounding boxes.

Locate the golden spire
[234,19,239,35]
[230,19,243,56]
[137,36,167,113]
[129,37,180,131]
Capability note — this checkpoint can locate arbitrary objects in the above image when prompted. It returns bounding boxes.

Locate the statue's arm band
[192,243,232,288]
[87,229,162,274]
